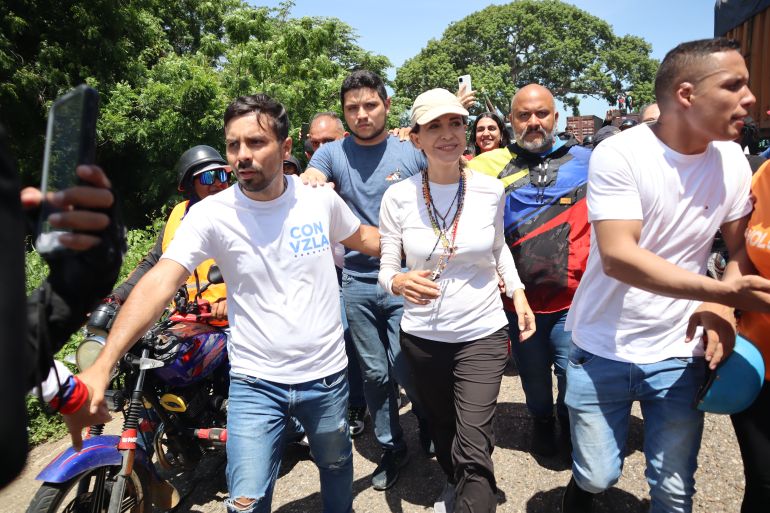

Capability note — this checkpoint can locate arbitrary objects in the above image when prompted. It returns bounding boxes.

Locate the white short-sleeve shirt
[565,124,752,363]
[162,176,361,383]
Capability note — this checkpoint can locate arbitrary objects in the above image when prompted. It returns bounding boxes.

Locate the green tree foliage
[0,0,221,179]
[9,0,389,445]
[24,218,164,445]
[393,0,658,116]
[1,0,389,227]
[217,6,390,149]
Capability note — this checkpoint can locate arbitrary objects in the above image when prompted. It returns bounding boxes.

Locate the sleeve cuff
[379,269,398,296]
[503,275,525,299]
[33,360,74,403]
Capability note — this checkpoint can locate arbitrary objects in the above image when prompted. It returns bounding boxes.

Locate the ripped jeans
[225,369,353,513]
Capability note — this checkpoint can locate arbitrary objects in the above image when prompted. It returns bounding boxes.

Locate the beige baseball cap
[410,88,469,127]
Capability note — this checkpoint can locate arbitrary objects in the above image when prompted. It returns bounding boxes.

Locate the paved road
[3,368,745,512]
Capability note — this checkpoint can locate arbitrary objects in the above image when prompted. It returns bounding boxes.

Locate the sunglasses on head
[196,167,231,185]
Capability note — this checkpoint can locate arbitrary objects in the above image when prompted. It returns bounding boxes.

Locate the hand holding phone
[24,166,113,250]
[36,85,99,255]
[458,74,473,95]
[457,75,477,109]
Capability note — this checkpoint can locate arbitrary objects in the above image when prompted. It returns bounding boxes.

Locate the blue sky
[258,0,716,128]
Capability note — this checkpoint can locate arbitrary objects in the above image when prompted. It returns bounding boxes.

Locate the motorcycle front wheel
[26,465,149,513]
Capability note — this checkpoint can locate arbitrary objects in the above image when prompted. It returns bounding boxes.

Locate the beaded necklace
[421,166,466,281]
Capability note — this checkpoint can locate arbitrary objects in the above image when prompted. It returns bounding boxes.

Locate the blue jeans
[341,272,416,450]
[507,308,570,419]
[225,369,353,513]
[565,342,706,513]
[341,292,366,409]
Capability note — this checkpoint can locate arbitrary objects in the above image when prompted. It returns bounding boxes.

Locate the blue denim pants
[341,292,366,409]
[507,308,571,419]
[341,272,416,451]
[225,369,353,513]
[565,342,706,513]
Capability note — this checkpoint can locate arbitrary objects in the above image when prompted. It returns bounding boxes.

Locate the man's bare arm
[719,215,756,281]
[77,259,190,414]
[593,219,770,311]
[684,215,755,368]
[341,224,380,258]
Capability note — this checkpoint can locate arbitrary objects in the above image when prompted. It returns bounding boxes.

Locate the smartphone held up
[35,85,99,256]
[458,74,472,95]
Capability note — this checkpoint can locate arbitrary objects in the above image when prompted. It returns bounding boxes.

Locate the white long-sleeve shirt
[378,169,524,342]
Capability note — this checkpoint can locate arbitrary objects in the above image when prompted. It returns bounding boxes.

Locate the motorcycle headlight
[76,335,106,372]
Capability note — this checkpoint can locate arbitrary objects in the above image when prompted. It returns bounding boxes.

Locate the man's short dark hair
[224,94,289,142]
[340,70,387,108]
[654,38,741,103]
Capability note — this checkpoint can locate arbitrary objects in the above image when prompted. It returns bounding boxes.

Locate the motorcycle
[27,268,229,513]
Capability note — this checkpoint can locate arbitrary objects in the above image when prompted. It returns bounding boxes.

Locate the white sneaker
[433,481,456,513]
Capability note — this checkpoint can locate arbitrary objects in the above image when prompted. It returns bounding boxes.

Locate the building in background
[566,115,602,143]
[716,0,770,139]
[605,110,640,128]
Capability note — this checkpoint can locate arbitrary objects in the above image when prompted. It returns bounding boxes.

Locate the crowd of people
[4,35,770,513]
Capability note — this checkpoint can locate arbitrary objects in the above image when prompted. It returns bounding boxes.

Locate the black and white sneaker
[348,406,368,438]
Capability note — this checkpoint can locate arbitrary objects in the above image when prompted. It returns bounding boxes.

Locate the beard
[348,118,387,141]
[514,126,557,153]
[236,162,280,193]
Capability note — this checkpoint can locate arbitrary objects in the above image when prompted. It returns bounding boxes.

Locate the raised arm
[24,165,125,389]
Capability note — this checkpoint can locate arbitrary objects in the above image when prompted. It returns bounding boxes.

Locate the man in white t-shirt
[562,38,770,513]
[76,94,380,513]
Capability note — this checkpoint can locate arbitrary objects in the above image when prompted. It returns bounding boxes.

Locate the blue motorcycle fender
[35,435,154,483]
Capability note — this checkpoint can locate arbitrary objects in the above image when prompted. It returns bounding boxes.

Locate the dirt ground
[3,366,745,512]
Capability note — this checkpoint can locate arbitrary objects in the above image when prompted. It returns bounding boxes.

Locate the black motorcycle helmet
[582,135,594,147]
[175,145,227,194]
[619,119,638,131]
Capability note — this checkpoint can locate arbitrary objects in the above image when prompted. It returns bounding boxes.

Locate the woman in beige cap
[378,88,535,513]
